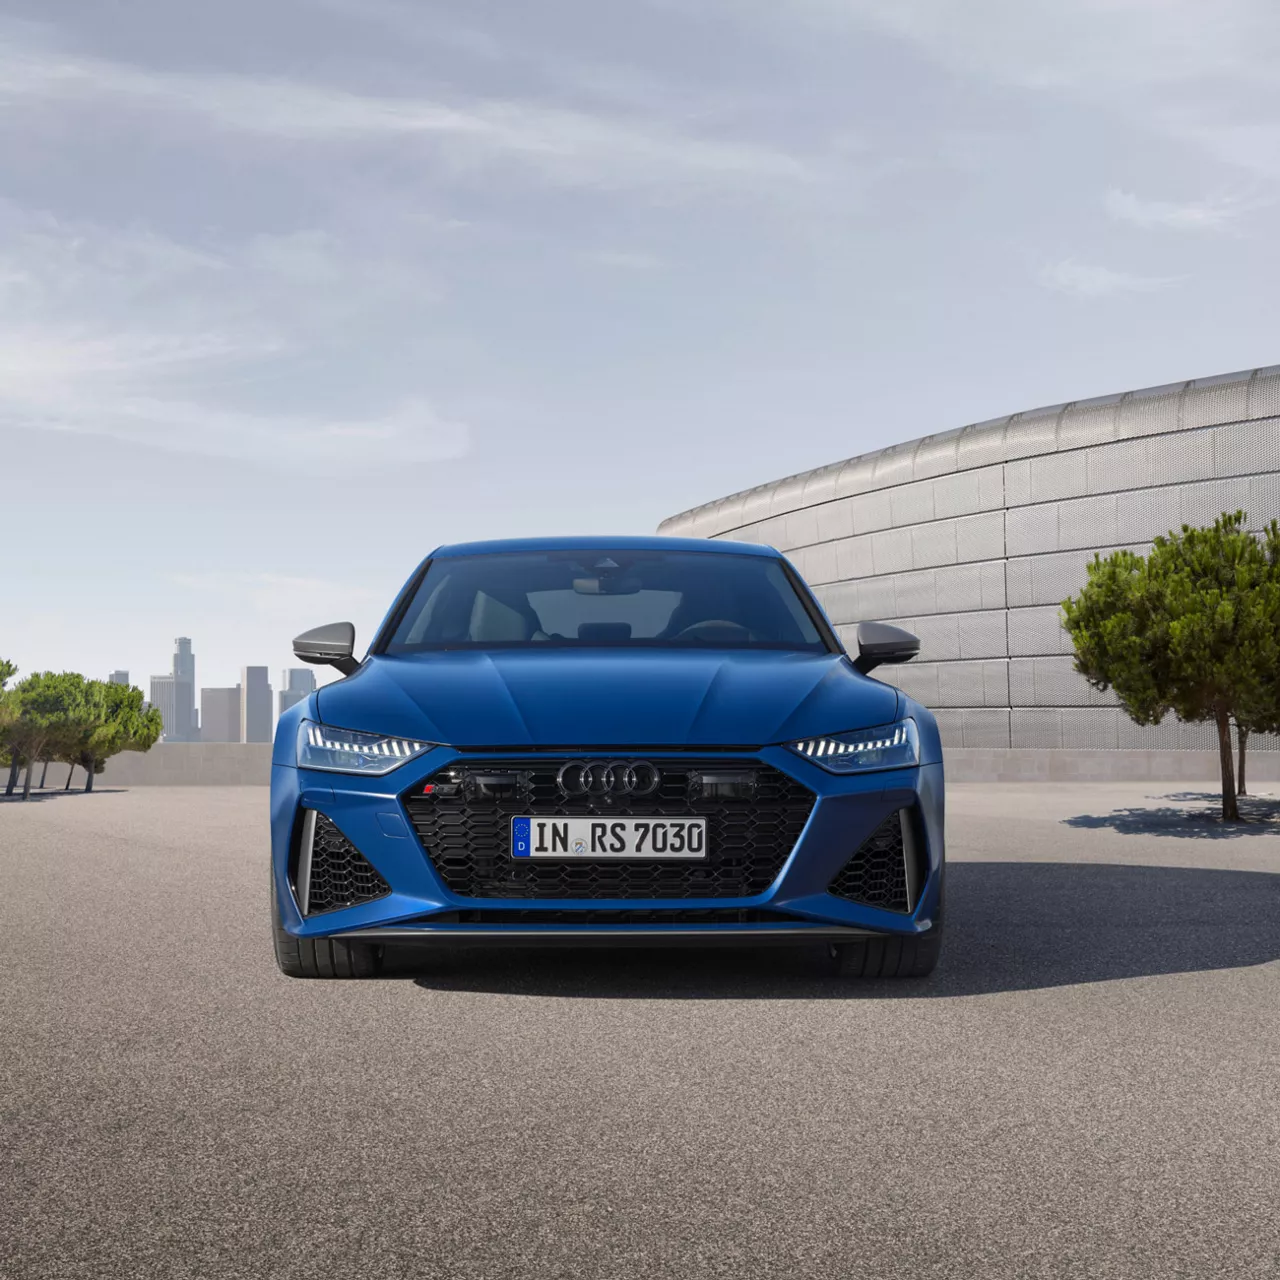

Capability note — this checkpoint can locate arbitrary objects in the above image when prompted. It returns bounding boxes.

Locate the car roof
[428,535,782,559]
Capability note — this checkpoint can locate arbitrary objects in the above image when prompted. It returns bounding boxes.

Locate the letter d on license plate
[511,816,707,859]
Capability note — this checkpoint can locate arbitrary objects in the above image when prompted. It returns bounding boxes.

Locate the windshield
[383,550,830,652]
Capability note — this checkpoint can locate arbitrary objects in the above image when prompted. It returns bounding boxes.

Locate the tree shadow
[405,861,1280,1000]
[0,788,128,803]
[1063,790,1280,838]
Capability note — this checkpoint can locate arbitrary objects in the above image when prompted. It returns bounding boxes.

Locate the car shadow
[1063,790,1280,837]
[406,860,1280,1000]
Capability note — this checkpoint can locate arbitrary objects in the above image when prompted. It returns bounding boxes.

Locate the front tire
[831,859,945,979]
[270,874,382,979]
[830,929,941,979]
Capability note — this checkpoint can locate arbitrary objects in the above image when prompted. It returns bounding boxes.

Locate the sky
[3,0,1279,702]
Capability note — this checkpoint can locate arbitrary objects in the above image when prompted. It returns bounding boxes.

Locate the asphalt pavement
[2,782,1278,1279]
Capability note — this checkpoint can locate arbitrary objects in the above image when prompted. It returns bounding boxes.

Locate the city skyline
[133,638,325,742]
[89,612,346,714]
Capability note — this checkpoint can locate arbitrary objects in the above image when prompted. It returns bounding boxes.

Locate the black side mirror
[293,622,360,676]
[853,621,920,675]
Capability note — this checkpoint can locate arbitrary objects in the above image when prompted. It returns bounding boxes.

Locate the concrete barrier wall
[944,749,1280,784]
[27,744,275,789]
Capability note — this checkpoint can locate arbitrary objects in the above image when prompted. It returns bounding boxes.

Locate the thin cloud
[582,249,664,271]
[0,212,468,470]
[717,1,1280,172]
[1036,259,1184,299]
[771,0,1277,94]
[166,570,384,607]
[1104,188,1260,232]
[0,33,824,197]
[4,368,469,468]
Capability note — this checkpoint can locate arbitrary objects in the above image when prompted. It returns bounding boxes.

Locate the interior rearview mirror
[572,574,642,595]
[853,621,920,675]
[293,622,360,676]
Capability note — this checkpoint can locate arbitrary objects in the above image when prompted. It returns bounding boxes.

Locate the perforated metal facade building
[658,367,1280,753]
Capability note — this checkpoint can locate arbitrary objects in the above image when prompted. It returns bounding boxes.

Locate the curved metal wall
[658,367,1280,752]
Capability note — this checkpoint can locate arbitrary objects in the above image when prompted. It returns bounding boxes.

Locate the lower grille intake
[403,758,815,900]
[298,812,391,915]
[828,811,918,913]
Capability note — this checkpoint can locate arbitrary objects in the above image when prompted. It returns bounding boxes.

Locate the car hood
[316,649,900,749]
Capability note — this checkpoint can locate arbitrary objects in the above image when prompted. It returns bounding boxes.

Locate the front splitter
[333,924,881,948]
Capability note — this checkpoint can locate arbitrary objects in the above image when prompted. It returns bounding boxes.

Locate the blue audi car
[269,536,944,980]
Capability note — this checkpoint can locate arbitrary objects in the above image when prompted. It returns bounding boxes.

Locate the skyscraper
[241,667,273,743]
[201,686,242,743]
[149,675,176,741]
[173,638,196,741]
[109,670,129,686]
[278,667,317,717]
[149,638,198,741]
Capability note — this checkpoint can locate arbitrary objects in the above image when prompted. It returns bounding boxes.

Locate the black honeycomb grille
[828,812,910,912]
[402,759,814,900]
[302,812,391,915]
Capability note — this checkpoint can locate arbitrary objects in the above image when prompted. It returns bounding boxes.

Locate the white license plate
[511,816,707,859]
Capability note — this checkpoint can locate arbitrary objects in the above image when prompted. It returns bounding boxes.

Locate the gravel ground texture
[2,782,1278,1280]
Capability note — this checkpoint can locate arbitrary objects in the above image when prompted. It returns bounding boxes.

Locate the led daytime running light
[304,724,420,759]
[296,719,434,775]
[791,724,910,759]
[786,718,919,774]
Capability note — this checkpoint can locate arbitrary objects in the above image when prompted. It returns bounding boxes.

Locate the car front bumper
[270,746,945,946]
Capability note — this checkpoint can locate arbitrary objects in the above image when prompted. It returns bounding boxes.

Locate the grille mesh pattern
[828,813,910,912]
[403,759,814,900]
[304,813,391,914]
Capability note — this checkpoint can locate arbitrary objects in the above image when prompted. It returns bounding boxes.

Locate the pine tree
[1062,512,1280,822]
[1233,519,1280,795]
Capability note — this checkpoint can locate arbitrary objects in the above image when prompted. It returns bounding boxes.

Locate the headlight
[296,719,435,775]
[786,718,919,774]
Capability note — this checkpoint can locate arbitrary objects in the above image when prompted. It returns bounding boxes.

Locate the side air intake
[827,810,925,913]
[293,811,391,916]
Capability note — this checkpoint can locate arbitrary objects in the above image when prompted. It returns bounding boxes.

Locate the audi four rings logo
[556,760,662,798]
